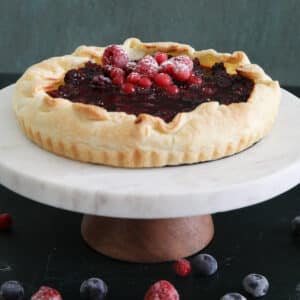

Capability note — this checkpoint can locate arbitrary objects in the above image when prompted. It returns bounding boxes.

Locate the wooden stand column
[81,215,214,263]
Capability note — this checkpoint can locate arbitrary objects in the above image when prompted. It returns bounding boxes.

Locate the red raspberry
[188,72,203,85]
[0,213,12,231]
[138,77,152,88]
[110,67,125,85]
[172,55,193,69]
[127,72,141,84]
[161,55,193,82]
[173,259,191,277]
[31,286,62,300]
[165,85,179,95]
[154,73,172,87]
[134,55,159,78]
[144,280,179,300]
[122,83,135,94]
[173,69,191,81]
[154,52,168,64]
[124,61,137,73]
[160,61,175,75]
[102,45,129,68]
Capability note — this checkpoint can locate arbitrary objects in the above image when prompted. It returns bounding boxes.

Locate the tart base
[81,214,214,263]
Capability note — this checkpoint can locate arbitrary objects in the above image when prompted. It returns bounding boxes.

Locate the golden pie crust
[13,38,281,168]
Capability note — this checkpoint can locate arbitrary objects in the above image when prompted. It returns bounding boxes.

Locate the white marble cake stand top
[0,85,299,219]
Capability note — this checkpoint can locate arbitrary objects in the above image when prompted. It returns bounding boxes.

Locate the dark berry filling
[47,48,254,123]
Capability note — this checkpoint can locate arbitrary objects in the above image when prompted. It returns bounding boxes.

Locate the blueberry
[242,273,269,297]
[0,281,24,300]
[215,73,232,88]
[191,253,218,276]
[291,216,300,236]
[80,277,108,300]
[90,75,112,89]
[220,292,247,300]
[64,70,87,86]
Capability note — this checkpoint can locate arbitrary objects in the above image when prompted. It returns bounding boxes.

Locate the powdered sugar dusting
[134,55,159,78]
[171,55,193,73]
[160,55,193,76]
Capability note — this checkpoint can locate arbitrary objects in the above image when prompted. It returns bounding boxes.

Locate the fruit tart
[13,38,280,167]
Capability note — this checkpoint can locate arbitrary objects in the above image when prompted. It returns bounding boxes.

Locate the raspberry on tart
[13,38,280,168]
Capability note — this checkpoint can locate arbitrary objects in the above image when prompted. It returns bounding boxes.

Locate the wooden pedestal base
[81,215,214,263]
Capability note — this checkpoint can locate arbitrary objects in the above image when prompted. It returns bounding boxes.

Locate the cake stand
[0,85,300,263]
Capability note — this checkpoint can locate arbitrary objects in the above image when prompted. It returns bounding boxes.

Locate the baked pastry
[13,38,280,168]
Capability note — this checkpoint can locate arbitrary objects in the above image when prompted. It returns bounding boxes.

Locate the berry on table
[291,216,300,236]
[102,45,129,68]
[154,52,168,65]
[31,286,62,300]
[144,280,179,300]
[0,213,12,231]
[173,259,191,277]
[242,273,269,298]
[0,281,24,300]
[154,73,172,87]
[80,278,108,300]
[220,292,247,300]
[191,253,218,276]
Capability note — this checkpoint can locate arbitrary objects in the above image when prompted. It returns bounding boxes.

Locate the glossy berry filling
[47,56,254,123]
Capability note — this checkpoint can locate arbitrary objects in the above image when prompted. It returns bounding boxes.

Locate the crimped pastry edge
[13,38,281,167]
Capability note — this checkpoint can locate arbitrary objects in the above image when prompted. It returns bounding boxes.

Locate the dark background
[0,0,299,85]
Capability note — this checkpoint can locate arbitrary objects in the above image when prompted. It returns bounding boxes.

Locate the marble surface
[0,85,299,219]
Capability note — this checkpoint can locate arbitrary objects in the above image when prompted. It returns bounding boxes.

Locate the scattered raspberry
[173,259,191,277]
[188,72,203,85]
[127,72,142,84]
[165,85,179,95]
[110,67,125,85]
[144,280,179,300]
[102,45,129,68]
[31,286,62,300]
[154,73,172,87]
[134,55,159,78]
[154,52,168,64]
[138,77,152,88]
[122,83,135,94]
[0,213,12,231]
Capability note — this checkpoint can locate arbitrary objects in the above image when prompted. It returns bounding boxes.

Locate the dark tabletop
[0,74,300,300]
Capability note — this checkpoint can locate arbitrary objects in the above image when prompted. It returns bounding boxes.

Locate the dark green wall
[0,0,299,85]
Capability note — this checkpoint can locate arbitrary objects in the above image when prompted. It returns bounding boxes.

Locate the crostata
[13,38,280,167]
